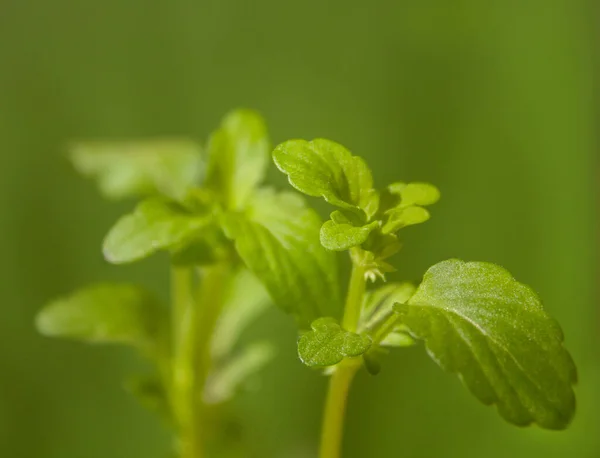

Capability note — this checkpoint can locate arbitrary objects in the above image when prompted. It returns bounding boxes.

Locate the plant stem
[341,263,367,333]
[171,267,201,458]
[192,263,230,451]
[320,362,359,458]
[171,264,230,458]
[320,261,366,458]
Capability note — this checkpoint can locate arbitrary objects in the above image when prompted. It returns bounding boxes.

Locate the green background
[1,1,597,457]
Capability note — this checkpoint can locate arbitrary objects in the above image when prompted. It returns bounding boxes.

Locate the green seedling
[269,138,576,458]
[37,111,576,458]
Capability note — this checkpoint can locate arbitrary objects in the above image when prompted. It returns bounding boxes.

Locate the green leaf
[360,282,416,331]
[388,182,440,206]
[298,317,372,367]
[103,199,212,264]
[320,218,379,251]
[36,284,163,346]
[211,269,271,361]
[70,139,203,201]
[380,328,416,348]
[204,341,275,404]
[273,138,377,217]
[206,109,270,210]
[223,188,342,328]
[395,259,577,429]
[382,205,430,234]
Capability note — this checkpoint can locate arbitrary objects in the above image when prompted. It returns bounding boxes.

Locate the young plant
[260,139,576,458]
[36,110,577,458]
[35,110,293,458]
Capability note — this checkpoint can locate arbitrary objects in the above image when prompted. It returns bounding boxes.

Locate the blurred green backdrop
[1,1,597,457]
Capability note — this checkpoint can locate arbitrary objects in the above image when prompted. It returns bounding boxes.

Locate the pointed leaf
[223,189,342,328]
[206,109,270,210]
[273,138,377,217]
[103,199,212,264]
[298,317,372,367]
[395,259,577,429]
[70,139,203,200]
[36,284,164,347]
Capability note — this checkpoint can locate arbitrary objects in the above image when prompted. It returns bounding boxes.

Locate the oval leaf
[395,259,577,429]
[103,199,212,264]
[388,182,440,207]
[36,283,163,346]
[273,138,377,216]
[298,317,372,367]
[382,206,430,234]
[320,219,379,251]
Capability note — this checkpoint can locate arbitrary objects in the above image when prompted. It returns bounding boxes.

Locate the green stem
[171,267,201,458]
[192,263,230,449]
[320,363,359,458]
[320,261,367,458]
[171,264,230,458]
[341,263,367,333]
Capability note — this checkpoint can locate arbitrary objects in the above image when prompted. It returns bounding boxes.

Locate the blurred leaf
[69,139,203,201]
[395,259,577,430]
[223,188,342,328]
[379,329,416,348]
[204,341,275,404]
[320,219,379,251]
[103,198,212,264]
[360,282,416,331]
[388,182,440,207]
[273,138,377,218]
[36,284,163,347]
[211,268,271,361]
[382,205,430,234]
[206,109,270,210]
[298,317,371,367]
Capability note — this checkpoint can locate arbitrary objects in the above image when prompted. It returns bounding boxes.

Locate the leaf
[211,269,272,361]
[320,219,379,251]
[36,284,163,347]
[298,317,372,367]
[395,259,577,429]
[204,341,275,404]
[380,328,416,348]
[388,182,440,207]
[103,199,212,264]
[223,188,342,328]
[360,282,416,331]
[382,206,430,234]
[206,109,270,210]
[273,138,377,217]
[70,139,203,201]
